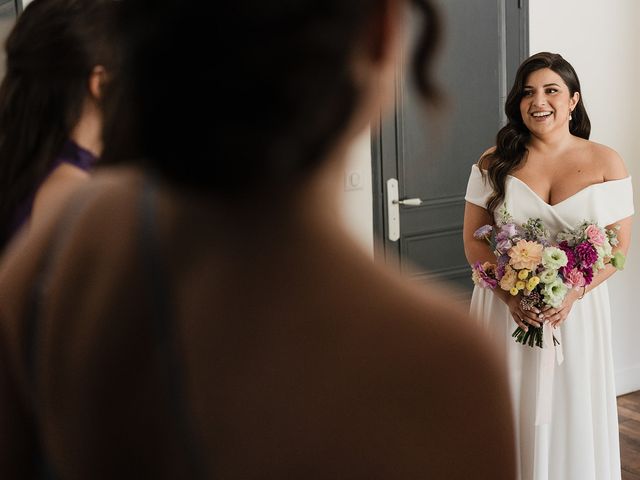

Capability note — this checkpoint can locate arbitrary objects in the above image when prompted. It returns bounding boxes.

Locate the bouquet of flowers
[472,209,625,348]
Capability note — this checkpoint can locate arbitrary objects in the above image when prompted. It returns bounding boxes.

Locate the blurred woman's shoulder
[0,166,515,478]
[329,259,515,477]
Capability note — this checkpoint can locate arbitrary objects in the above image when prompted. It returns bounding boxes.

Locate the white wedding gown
[465,164,634,480]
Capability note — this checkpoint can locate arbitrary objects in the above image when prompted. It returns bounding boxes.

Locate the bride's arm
[586,216,632,291]
[545,215,632,327]
[463,202,511,305]
[546,147,633,326]
[462,201,496,266]
[463,201,542,328]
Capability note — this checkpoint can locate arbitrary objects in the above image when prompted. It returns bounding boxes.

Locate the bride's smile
[519,67,579,135]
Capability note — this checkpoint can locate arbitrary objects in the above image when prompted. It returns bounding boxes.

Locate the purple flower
[581,266,594,285]
[558,241,576,271]
[496,239,512,255]
[473,225,493,240]
[575,241,598,268]
[496,254,509,280]
[501,223,518,237]
[496,264,505,281]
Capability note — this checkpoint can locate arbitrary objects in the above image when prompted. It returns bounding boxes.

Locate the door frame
[371,0,529,263]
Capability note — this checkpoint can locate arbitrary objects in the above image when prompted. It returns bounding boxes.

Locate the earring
[569,110,573,121]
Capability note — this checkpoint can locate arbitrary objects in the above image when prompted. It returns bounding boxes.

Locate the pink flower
[499,264,518,291]
[472,261,498,289]
[585,225,605,246]
[508,239,543,271]
[563,268,586,288]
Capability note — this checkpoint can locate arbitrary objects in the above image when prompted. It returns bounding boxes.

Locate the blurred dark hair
[483,52,590,217]
[0,0,120,249]
[102,0,440,193]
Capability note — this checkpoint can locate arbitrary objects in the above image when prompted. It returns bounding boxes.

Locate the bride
[463,52,633,480]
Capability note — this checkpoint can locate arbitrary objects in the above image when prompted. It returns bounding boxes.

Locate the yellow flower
[499,265,518,291]
[516,281,526,290]
[527,276,540,290]
[509,239,544,271]
[518,269,530,280]
[509,287,519,296]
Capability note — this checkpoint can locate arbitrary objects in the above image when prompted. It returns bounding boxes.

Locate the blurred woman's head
[0,0,120,246]
[103,0,440,194]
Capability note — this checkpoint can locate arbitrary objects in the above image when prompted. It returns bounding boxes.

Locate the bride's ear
[570,91,580,110]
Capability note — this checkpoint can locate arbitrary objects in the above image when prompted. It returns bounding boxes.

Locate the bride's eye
[522,90,534,97]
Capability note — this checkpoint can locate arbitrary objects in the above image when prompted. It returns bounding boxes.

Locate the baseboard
[616,365,640,396]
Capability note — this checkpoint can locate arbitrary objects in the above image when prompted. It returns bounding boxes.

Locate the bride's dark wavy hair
[102,0,441,193]
[483,52,591,217]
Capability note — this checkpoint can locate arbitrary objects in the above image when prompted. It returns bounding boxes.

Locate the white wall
[341,128,374,255]
[530,0,640,395]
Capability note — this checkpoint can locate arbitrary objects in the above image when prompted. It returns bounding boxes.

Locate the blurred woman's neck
[70,98,103,157]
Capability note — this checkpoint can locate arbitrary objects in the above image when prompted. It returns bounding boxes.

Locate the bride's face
[519,67,580,136]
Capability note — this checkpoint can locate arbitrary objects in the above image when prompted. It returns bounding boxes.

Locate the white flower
[594,246,606,270]
[539,268,558,284]
[543,278,568,308]
[542,247,568,270]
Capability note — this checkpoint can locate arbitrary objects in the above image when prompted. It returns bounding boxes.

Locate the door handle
[393,198,423,206]
[387,178,400,241]
[387,178,426,242]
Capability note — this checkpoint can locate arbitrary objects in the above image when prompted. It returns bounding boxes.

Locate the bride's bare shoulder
[477,146,496,169]
[581,140,628,180]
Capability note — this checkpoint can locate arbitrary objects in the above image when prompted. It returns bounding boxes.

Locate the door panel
[373,0,528,301]
[0,1,18,81]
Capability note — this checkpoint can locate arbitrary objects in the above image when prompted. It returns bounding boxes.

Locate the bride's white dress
[465,164,634,480]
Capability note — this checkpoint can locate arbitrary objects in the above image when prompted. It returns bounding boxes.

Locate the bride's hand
[504,293,543,331]
[542,288,581,328]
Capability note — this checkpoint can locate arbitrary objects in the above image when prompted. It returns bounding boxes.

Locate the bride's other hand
[503,292,542,330]
[542,288,581,328]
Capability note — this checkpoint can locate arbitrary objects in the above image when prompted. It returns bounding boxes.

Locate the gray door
[0,0,19,81]
[372,0,528,301]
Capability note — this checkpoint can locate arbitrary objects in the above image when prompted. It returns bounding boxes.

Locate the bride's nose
[532,91,547,107]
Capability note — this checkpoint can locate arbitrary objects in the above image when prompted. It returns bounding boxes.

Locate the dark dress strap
[138,177,207,478]
[24,187,98,479]
[24,178,206,478]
